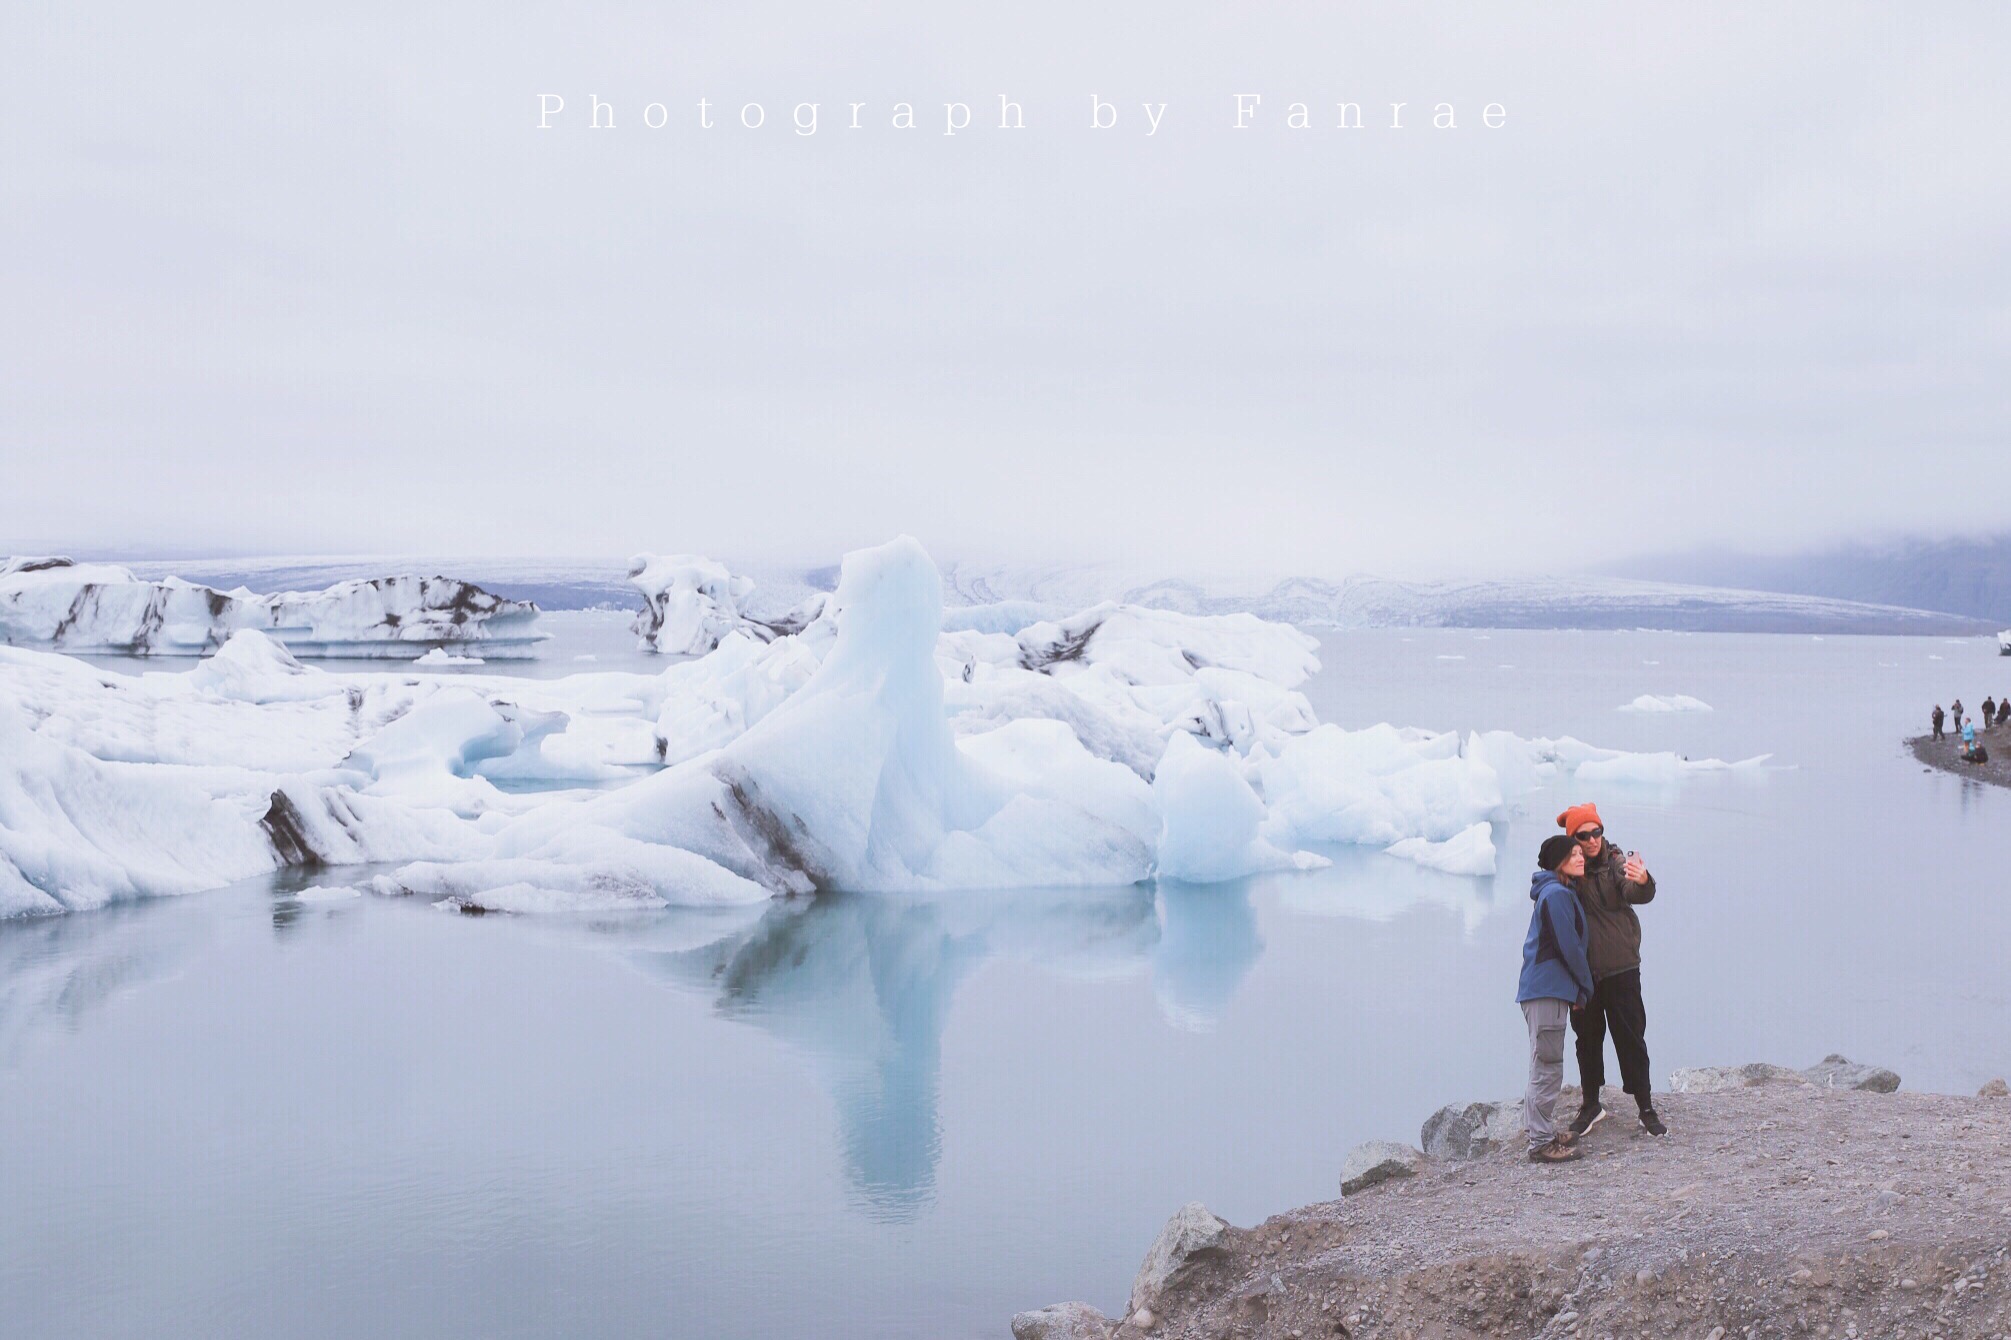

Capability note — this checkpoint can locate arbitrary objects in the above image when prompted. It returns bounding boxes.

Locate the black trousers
[1573,967,1652,1103]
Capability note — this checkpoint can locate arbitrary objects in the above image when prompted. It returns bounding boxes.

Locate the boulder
[1011,1302,1114,1340]
[1420,1101,1523,1159]
[1980,1078,2009,1098]
[1668,1063,1814,1094]
[1339,1140,1424,1195]
[1802,1054,1900,1093]
[1129,1202,1230,1315]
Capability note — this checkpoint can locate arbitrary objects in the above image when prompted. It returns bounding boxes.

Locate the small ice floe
[1384,821,1496,877]
[1436,654,1466,661]
[415,647,483,666]
[291,885,361,903]
[573,654,599,662]
[1618,694,1714,714]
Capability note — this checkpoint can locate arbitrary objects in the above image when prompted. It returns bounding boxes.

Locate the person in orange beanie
[1554,802,1664,1137]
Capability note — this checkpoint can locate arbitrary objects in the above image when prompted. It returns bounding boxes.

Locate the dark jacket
[1573,842,1656,980]
[1518,871,1594,1005]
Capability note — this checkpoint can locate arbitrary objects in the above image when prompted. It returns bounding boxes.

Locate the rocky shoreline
[1014,1059,2011,1339]
[1909,730,2011,789]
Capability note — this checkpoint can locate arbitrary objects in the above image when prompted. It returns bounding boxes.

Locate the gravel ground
[1909,728,2011,789]
[1120,1083,2011,1339]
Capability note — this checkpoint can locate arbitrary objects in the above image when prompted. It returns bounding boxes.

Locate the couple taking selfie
[1516,802,1662,1164]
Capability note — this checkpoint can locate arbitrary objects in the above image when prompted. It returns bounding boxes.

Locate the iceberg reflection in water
[620,881,1259,1218]
[0,898,208,1069]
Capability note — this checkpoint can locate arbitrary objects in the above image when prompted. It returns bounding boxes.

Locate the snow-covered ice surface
[0,557,544,658]
[0,540,1769,920]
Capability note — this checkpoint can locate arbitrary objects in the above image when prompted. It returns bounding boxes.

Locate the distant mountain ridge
[1611,534,2011,624]
[937,564,1988,635]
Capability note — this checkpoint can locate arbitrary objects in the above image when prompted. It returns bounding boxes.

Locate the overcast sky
[4,3,2007,580]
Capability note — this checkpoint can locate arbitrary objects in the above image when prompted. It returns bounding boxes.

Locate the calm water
[3,626,2007,1339]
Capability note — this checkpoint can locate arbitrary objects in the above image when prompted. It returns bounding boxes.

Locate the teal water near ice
[2,626,2006,1338]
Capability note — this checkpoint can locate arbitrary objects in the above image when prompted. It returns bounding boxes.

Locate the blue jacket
[1518,871,1595,1005]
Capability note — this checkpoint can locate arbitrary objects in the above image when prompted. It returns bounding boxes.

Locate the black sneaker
[1638,1105,1666,1136]
[1568,1102,1607,1137]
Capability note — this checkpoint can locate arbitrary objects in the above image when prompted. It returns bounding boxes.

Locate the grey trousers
[1522,997,1571,1148]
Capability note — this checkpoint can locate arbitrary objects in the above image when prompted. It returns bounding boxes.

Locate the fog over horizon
[5,3,2007,580]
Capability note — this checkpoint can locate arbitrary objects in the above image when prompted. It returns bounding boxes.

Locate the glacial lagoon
[3,623,2006,1339]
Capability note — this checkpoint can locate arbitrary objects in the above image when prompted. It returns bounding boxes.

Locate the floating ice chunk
[1017,603,1320,688]
[0,559,544,658]
[627,553,825,654]
[1154,733,1324,883]
[0,698,276,916]
[1574,751,1770,785]
[1257,724,1503,848]
[1385,821,1497,876]
[414,647,483,666]
[505,537,1159,894]
[291,885,361,902]
[187,630,340,703]
[1618,694,1714,713]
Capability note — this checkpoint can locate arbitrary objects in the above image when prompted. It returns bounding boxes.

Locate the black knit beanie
[1537,835,1578,871]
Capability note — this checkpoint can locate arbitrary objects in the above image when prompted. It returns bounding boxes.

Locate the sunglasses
[1573,827,1604,842]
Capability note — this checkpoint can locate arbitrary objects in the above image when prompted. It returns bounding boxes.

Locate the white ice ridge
[0,556,544,658]
[627,553,825,655]
[1618,693,1714,713]
[0,540,1769,919]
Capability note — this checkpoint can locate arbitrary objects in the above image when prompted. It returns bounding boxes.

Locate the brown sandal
[1528,1138,1582,1164]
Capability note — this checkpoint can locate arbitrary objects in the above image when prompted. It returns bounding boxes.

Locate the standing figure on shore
[1933,704,1946,740]
[1519,835,1595,1165]
[1557,802,1666,1137]
[1997,699,2008,728]
[1985,697,1997,728]
[1952,699,1964,733]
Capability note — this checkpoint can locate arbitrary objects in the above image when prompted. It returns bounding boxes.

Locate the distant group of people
[1931,696,2005,765]
[1515,803,1660,1164]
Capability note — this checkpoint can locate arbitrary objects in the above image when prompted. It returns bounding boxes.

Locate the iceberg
[0,557,544,658]
[1154,732,1325,882]
[0,538,1779,919]
[0,697,278,917]
[628,553,825,654]
[1618,694,1714,713]
[1384,821,1497,876]
[496,537,1163,896]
